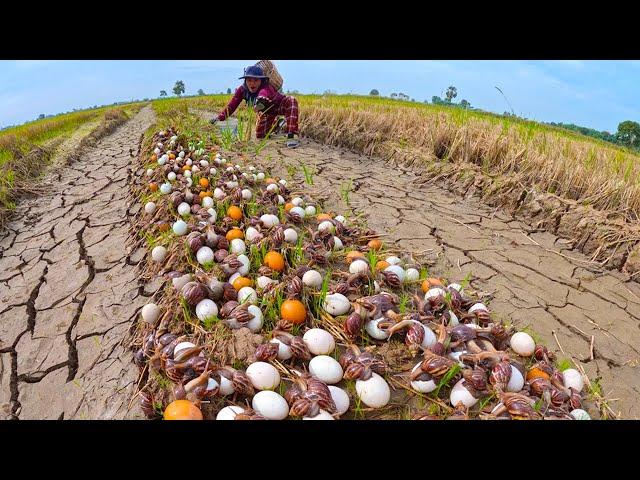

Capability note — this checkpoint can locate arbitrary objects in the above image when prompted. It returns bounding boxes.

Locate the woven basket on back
[255,60,283,92]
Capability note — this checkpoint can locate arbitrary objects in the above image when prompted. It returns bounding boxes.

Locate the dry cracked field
[1,106,638,419]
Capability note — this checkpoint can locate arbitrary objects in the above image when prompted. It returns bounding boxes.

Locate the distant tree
[38,113,45,119]
[411,98,415,102]
[460,99,471,108]
[616,120,640,148]
[390,93,397,99]
[160,90,167,97]
[173,80,185,96]
[445,86,458,103]
[432,95,444,104]
[197,89,205,96]
[226,88,232,94]
[369,89,379,96]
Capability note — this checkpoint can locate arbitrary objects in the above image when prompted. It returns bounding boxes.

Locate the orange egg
[421,278,443,293]
[149,182,158,192]
[526,367,551,381]
[232,276,253,291]
[182,165,191,171]
[226,228,244,241]
[284,203,295,213]
[367,239,383,250]
[199,178,209,188]
[265,177,277,185]
[168,153,176,160]
[281,299,307,325]
[375,260,390,271]
[264,251,285,272]
[345,250,365,264]
[158,223,169,232]
[227,205,243,221]
[151,154,157,162]
[317,213,332,222]
[163,400,203,420]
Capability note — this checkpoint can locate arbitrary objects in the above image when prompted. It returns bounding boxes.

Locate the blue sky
[1,60,639,133]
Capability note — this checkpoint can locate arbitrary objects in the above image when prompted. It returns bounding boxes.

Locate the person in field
[211,65,300,148]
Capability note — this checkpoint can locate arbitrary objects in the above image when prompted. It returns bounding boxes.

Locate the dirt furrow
[261,139,640,419]
[0,106,155,420]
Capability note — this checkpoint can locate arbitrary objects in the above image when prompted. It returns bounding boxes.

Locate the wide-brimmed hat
[239,65,268,79]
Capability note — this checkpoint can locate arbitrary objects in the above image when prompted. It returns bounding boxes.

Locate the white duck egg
[173,341,196,357]
[309,355,343,384]
[425,287,446,302]
[151,245,167,262]
[332,236,344,250]
[448,283,464,294]
[278,179,287,187]
[385,265,406,283]
[334,215,346,223]
[448,350,467,367]
[201,196,214,209]
[230,238,246,255]
[172,220,188,236]
[246,305,263,332]
[289,206,306,218]
[448,310,460,326]
[277,195,285,205]
[196,246,215,265]
[146,168,154,176]
[237,286,257,305]
[237,255,250,276]
[468,303,488,314]
[218,375,235,396]
[158,157,167,166]
[420,324,437,348]
[141,303,160,324]
[303,328,335,355]
[184,170,192,179]
[241,189,252,200]
[302,269,323,289]
[186,178,193,187]
[260,214,279,228]
[208,209,217,223]
[159,183,172,194]
[563,368,584,392]
[256,276,277,290]
[199,160,209,168]
[284,228,298,243]
[246,362,280,391]
[177,202,191,216]
[323,293,351,316]
[291,197,304,207]
[386,256,401,265]
[167,172,177,181]
[305,205,317,216]
[214,188,225,200]
[450,378,479,408]
[318,221,335,233]
[266,183,279,193]
[228,272,241,286]
[356,372,390,408]
[195,299,218,322]
[216,405,244,420]
[570,408,591,420]
[270,338,293,360]
[507,365,525,392]
[328,386,350,416]
[144,202,156,215]
[154,147,161,154]
[245,227,262,244]
[252,391,289,420]
[510,331,536,357]
[303,410,334,420]
[349,259,370,275]
[256,172,265,181]
[172,273,192,292]
[365,318,389,340]
[405,268,420,282]
[410,363,437,393]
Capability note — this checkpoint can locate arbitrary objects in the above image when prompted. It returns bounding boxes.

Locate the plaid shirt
[218,84,286,120]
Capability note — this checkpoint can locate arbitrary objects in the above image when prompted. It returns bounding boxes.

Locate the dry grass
[0,107,137,227]
[153,94,640,272]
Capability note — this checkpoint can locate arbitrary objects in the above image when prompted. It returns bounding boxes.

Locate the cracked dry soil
[0,106,155,420]
[2,107,639,419]
[260,140,640,419]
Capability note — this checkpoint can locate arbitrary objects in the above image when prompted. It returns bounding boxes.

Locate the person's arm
[217,86,244,121]
[254,85,278,114]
